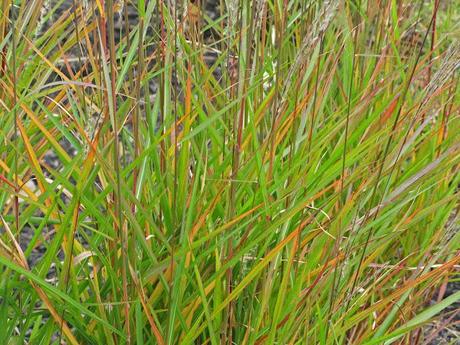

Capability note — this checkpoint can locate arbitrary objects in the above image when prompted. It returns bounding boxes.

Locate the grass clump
[0,0,459,344]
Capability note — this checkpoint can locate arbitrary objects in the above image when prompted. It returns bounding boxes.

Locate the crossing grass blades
[0,0,459,344]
